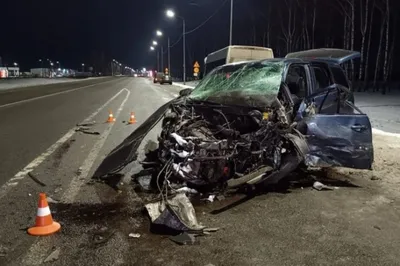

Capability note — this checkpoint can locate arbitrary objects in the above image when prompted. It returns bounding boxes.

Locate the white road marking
[0,88,128,200]
[372,128,400,138]
[21,88,131,265]
[0,79,117,109]
[62,88,131,203]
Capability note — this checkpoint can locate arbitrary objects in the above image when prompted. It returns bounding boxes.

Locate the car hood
[93,99,180,178]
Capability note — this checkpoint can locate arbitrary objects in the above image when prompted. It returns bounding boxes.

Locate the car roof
[217,57,341,71]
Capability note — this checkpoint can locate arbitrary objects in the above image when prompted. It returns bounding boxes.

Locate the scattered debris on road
[76,121,96,127]
[77,167,83,176]
[75,127,100,135]
[43,247,60,263]
[169,232,197,245]
[145,193,205,232]
[128,233,141,238]
[27,172,46,187]
[46,196,59,204]
[312,181,338,191]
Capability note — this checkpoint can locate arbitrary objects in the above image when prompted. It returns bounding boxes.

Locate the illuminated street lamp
[13,62,18,66]
[166,10,174,18]
[152,41,158,46]
[150,46,155,51]
[156,30,163,36]
[166,9,186,84]
[81,63,85,72]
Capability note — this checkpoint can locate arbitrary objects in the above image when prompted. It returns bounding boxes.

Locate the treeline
[241,0,397,92]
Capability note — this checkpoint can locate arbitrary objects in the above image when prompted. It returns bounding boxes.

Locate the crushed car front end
[94,60,309,191]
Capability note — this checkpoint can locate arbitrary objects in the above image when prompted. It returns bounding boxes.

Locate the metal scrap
[27,172,46,187]
[75,127,100,135]
[76,121,96,127]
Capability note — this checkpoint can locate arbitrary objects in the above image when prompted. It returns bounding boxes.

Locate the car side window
[312,65,331,91]
[285,65,308,99]
[330,66,349,88]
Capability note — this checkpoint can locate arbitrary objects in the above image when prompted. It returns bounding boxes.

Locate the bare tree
[312,0,317,49]
[373,0,387,91]
[363,0,375,90]
[358,0,370,81]
[334,0,353,77]
[382,0,390,81]
[302,2,311,50]
[387,15,397,84]
[280,0,297,53]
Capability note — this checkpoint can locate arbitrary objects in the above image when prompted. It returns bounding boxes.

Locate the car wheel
[169,82,172,85]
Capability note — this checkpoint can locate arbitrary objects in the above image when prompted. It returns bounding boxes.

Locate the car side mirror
[179,88,192,97]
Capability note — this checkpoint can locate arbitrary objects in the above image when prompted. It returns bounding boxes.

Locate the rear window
[330,66,349,88]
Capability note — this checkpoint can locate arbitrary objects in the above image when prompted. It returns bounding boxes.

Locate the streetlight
[150,46,155,51]
[39,59,43,77]
[229,0,233,45]
[81,63,85,72]
[156,30,163,36]
[152,41,158,46]
[13,62,18,66]
[166,9,186,84]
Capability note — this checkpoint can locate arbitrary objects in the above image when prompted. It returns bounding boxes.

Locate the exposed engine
[139,98,308,192]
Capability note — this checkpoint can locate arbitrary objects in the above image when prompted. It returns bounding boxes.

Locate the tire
[169,82,172,85]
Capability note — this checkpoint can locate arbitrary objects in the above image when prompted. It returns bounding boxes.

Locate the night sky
[2,0,399,79]
[2,0,238,71]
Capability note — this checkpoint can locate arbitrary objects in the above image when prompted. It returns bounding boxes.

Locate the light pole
[166,9,186,84]
[152,40,160,71]
[50,62,54,78]
[168,37,171,74]
[229,0,233,45]
[111,59,115,76]
[39,59,43,77]
[82,63,85,72]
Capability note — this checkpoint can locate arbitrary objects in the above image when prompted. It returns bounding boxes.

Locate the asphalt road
[0,78,399,265]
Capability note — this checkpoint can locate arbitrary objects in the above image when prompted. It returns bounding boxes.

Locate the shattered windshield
[189,61,285,107]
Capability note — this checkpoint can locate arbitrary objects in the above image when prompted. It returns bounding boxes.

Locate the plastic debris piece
[312,181,336,191]
[128,233,141,238]
[44,248,60,263]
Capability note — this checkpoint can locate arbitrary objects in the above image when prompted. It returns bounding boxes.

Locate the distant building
[7,67,19,77]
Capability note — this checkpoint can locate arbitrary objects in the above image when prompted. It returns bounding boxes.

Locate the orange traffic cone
[28,193,61,236]
[107,110,116,123]
[128,112,137,124]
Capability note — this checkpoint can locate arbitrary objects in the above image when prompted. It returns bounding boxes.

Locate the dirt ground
[7,132,400,266]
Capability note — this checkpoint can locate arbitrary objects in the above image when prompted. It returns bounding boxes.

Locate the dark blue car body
[93,49,374,179]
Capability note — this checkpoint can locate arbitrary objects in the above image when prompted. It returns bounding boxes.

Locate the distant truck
[204,45,274,75]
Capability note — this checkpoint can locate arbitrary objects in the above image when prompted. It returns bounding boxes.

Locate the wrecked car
[93,48,374,193]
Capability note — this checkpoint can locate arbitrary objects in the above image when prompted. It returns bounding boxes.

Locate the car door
[298,86,373,170]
